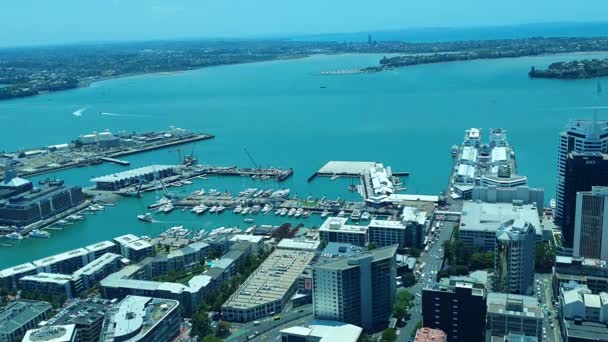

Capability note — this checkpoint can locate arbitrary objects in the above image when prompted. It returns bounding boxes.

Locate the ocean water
[0,52,607,267]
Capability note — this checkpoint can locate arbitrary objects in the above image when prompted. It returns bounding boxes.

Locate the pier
[99,157,130,166]
[193,166,293,181]
[1,128,215,181]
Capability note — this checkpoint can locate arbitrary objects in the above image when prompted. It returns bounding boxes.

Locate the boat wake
[99,111,149,118]
[72,106,88,117]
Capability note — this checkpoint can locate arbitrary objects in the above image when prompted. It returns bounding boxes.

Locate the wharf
[99,157,130,165]
[308,160,409,182]
[193,166,293,181]
[1,131,214,180]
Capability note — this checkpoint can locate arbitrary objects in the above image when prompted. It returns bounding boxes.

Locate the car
[273,315,281,321]
[396,330,400,335]
[253,321,260,326]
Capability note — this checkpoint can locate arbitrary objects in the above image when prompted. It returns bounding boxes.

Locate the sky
[1,0,607,47]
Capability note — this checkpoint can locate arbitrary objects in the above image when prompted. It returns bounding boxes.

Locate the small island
[529,58,608,79]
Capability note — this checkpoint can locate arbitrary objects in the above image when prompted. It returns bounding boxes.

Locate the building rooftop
[277,238,320,251]
[32,248,88,269]
[563,318,608,341]
[106,296,178,341]
[23,324,76,342]
[90,165,174,183]
[414,327,446,342]
[281,320,362,342]
[319,217,368,235]
[47,298,110,327]
[229,234,265,244]
[84,241,116,254]
[487,293,543,319]
[369,219,406,230]
[0,300,51,335]
[222,249,315,311]
[0,262,37,278]
[72,253,121,278]
[460,201,542,236]
[19,273,72,285]
[314,245,398,271]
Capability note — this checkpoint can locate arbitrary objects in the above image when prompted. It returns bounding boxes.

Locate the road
[535,273,560,342]
[226,305,313,342]
[397,209,457,341]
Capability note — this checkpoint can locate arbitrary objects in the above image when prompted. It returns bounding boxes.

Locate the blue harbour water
[0,51,607,267]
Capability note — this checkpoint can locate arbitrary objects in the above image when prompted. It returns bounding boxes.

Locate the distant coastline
[529,58,608,80]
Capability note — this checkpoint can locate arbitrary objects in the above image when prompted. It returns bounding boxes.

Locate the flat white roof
[230,234,265,244]
[282,320,362,342]
[468,128,481,139]
[318,161,379,175]
[85,240,115,253]
[33,248,89,269]
[23,324,76,342]
[20,273,72,285]
[460,201,542,236]
[386,194,439,202]
[457,164,475,178]
[491,146,508,163]
[369,219,405,230]
[91,165,174,183]
[461,146,478,163]
[277,238,320,251]
[0,262,36,278]
[319,217,368,234]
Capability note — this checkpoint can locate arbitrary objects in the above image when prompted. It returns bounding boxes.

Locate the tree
[367,242,378,250]
[400,272,416,287]
[192,310,212,338]
[409,248,421,258]
[381,328,397,342]
[216,320,231,338]
[202,336,223,342]
[535,243,556,273]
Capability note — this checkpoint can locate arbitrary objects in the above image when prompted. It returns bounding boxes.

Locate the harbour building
[422,277,487,342]
[113,235,154,262]
[221,247,316,322]
[574,187,608,261]
[319,218,368,247]
[0,300,52,342]
[555,119,608,243]
[91,165,175,191]
[552,256,608,298]
[486,293,543,340]
[560,152,608,247]
[99,296,180,342]
[494,220,536,295]
[312,245,397,331]
[0,171,84,227]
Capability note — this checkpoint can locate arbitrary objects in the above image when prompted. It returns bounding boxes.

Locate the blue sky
[1,0,607,47]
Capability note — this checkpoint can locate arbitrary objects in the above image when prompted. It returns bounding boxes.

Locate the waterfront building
[319,217,368,247]
[560,152,608,247]
[46,299,110,342]
[0,263,37,290]
[555,119,608,242]
[0,174,84,227]
[312,245,397,331]
[494,220,536,295]
[573,187,608,261]
[71,253,122,294]
[100,241,252,315]
[113,234,154,262]
[280,320,362,342]
[486,293,543,340]
[414,327,447,342]
[459,201,546,251]
[0,300,52,342]
[23,325,77,342]
[222,248,316,322]
[83,241,117,260]
[19,273,74,299]
[422,277,487,342]
[91,165,175,191]
[33,248,90,275]
[99,296,180,342]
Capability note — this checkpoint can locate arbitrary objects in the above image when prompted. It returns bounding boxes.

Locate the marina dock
[99,157,130,166]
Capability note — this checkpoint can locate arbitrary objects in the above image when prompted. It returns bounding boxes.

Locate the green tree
[381,328,397,342]
[367,242,378,250]
[400,272,416,287]
[216,320,232,338]
[409,248,421,258]
[202,336,223,342]
[535,243,556,273]
[191,310,212,338]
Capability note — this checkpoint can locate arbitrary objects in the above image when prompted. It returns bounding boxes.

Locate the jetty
[99,157,130,166]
